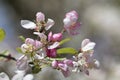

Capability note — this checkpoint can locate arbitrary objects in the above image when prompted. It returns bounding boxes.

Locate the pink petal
[82,42,96,51]
[36,12,45,22]
[52,60,58,68]
[16,55,28,70]
[45,18,55,30]
[58,63,68,71]
[21,20,36,29]
[63,59,73,67]
[81,39,90,48]
[25,38,34,45]
[48,42,59,49]
[52,33,62,41]
[34,40,42,49]
[48,32,53,41]
[33,32,47,40]
[65,10,78,23]
[63,18,72,27]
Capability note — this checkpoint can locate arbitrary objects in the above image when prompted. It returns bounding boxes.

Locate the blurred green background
[0,0,120,80]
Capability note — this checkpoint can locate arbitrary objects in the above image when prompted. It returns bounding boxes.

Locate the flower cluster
[0,10,99,80]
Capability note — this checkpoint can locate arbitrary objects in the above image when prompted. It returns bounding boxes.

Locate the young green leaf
[0,28,5,42]
[16,47,23,53]
[59,38,71,45]
[57,47,78,54]
[19,35,25,42]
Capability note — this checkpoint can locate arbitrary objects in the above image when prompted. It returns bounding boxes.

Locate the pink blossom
[63,10,81,35]
[21,38,42,53]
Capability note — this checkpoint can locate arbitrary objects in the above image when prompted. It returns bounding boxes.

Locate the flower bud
[36,12,45,22]
[52,60,58,68]
[52,33,62,41]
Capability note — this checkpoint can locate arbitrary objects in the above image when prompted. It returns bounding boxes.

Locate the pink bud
[46,49,57,58]
[52,60,58,68]
[52,33,62,41]
[36,12,45,22]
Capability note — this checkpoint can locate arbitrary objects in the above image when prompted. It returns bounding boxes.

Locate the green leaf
[0,28,5,42]
[19,35,25,42]
[59,38,71,45]
[16,47,23,53]
[57,47,78,54]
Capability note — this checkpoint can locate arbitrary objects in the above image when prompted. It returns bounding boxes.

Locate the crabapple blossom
[0,11,100,78]
[21,38,42,53]
[72,39,99,75]
[63,10,81,35]
[21,12,54,31]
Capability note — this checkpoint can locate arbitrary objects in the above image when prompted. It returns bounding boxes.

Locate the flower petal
[48,42,59,49]
[48,32,53,41]
[12,70,25,80]
[21,20,36,29]
[45,18,55,30]
[82,42,96,51]
[23,74,34,80]
[16,55,28,70]
[33,32,47,41]
[81,39,90,48]
[0,72,10,80]
[36,12,45,22]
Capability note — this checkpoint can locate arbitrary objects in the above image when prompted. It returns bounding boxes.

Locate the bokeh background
[0,0,120,80]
